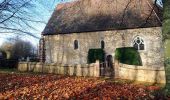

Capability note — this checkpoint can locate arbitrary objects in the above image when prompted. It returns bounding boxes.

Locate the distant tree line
[0,38,36,61]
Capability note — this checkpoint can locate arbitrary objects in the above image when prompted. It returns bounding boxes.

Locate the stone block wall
[117,63,166,84]
[18,62,100,77]
[18,61,166,83]
[32,26,166,83]
[44,27,164,68]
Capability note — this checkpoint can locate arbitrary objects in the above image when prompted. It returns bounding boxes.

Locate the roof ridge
[56,0,79,10]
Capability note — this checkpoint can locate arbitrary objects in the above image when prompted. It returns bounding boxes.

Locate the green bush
[115,47,142,66]
[87,49,105,64]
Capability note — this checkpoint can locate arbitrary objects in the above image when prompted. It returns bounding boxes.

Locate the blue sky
[0,0,74,46]
[0,0,162,46]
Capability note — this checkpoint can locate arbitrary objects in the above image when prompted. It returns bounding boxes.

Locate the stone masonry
[44,27,164,68]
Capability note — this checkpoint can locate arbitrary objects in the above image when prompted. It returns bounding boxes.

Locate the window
[101,40,105,49]
[133,36,144,50]
[74,40,78,50]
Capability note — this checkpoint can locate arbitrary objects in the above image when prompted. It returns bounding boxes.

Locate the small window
[133,36,144,50]
[101,40,105,49]
[74,40,78,50]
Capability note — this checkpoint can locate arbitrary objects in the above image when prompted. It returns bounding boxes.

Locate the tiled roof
[43,0,162,35]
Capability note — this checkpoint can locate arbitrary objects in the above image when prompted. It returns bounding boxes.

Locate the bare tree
[12,40,33,59]
[0,0,45,39]
[0,38,35,60]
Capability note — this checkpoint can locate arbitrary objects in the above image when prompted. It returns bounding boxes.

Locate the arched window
[74,40,78,50]
[101,40,105,49]
[133,36,144,50]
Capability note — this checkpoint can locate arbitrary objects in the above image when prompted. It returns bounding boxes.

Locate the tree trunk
[163,0,170,93]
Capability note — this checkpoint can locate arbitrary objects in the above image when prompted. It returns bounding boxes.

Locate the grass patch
[0,68,18,73]
[0,68,44,75]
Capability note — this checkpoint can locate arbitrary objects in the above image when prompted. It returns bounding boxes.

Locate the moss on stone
[163,0,170,39]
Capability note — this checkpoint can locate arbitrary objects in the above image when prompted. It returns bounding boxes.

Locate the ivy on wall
[163,0,170,93]
[163,0,170,39]
[163,0,170,60]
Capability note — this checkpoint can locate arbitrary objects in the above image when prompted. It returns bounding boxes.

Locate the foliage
[164,40,170,58]
[115,47,142,66]
[0,73,168,99]
[0,50,7,59]
[163,0,170,93]
[163,0,170,39]
[12,39,33,59]
[165,58,170,66]
[87,49,105,64]
[0,38,35,60]
[0,59,18,68]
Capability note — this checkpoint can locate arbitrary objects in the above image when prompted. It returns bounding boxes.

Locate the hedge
[115,47,142,66]
[87,49,105,64]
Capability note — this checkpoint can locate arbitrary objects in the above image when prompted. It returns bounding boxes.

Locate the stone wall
[18,61,166,83]
[18,62,100,77]
[117,63,166,84]
[44,27,164,68]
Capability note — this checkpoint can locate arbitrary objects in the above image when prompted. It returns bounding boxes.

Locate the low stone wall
[18,62,100,77]
[117,63,166,84]
[18,61,166,83]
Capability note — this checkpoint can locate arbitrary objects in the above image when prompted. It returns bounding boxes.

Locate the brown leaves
[0,73,164,99]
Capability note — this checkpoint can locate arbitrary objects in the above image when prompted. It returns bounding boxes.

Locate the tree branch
[0,0,32,24]
[120,0,132,26]
[0,26,40,39]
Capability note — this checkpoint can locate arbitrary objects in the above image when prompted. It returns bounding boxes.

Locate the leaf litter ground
[0,73,168,99]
